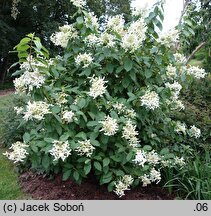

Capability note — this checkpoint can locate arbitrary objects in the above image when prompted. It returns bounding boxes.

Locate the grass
[0,94,15,140]
[0,93,29,199]
[0,147,29,199]
[189,59,203,67]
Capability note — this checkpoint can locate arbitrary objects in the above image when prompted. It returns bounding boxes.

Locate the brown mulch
[0,89,15,96]
[19,172,175,200]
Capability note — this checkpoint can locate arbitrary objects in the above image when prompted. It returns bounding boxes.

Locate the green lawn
[189,59,203,67]
[0,94,15,138]
[0,94,29,199]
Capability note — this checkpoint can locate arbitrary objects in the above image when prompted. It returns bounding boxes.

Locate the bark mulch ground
[19,172,175,200]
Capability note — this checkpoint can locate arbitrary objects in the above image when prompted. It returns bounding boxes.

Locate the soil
[19,172,175,200]
[0,88,15,96]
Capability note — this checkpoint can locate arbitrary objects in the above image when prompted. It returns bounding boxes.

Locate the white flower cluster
[122,120,139,147]
[173,100,185,111]
[175,121,186,135]
[49,140,71,161]
[84,12,99,29]
[56,92,68,105]
[161,156,186,168]
[70,0,86,8]
[166,64,177,80]
[114,175,133,197]
[106,15,125,34]
[14,106,24,115]
[100,32,116,48]
[189,125,201,138]
[14,69,45,94]
[121,18,146,53]
[146,150,160,165]
[113,102,125,113]
[75,53,93,68]
[20,56,47,70]
[140,168,161,187]
[187,66,207,79]
[99,115,119,136]
[84,34,100,47]
[62,110,75,123]
[88,76,108,99]
[112,102,136,119]
[132,6,148,17]
[23,101,51,121]
[75,139,95,157]
[85,32,116,48]
[133,150,147,166]
[140,90,160,110]
[134,149,160,167]
[125,108,136,119]
[157,28,179,48]
[50,24,78,48]
[11,0,21,20]
[173,53,186,64]
[174,156,186,166]
[166,97,185,111]
[149,168,161,183]
[175,123,201,138]
[165,81,182,98]
[3,141,29,163]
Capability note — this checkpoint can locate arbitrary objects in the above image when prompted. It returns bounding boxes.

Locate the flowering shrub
[5,0,207,197]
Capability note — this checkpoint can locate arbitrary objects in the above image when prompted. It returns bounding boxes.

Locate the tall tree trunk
[185,41,207,65]
[0,56,8,84]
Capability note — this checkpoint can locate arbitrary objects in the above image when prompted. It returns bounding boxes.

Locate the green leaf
[126,152,133,161]
[16,45,30,52]
[31,144,38,153]
[94,161,102,171]
[87,121,98,127]
[42,155,50,170]
[160,148,170,155]
[73,171,80,181]
[23,132,30,143]
[91,140,100,147]
[19,37,31,45]
[143,57,150,67]
[103,158,110,167]
[34,40,42,50]
[44,137,54,143]
[115,170,125,176]
[77,17,84,24]
[75,132,87,140]
[84,163,91,175]
[59,133,70,141]
[107,181,115,192]
[52,105,60,114]
[150,46,158,54]
[106,63,114,73]
[145,69,152,79]
[143,145,152,151]
[122,77,130,88]
[124,58,133,72]
[63,170,71,181]
[78,98,86,108]
[100,172,112,184]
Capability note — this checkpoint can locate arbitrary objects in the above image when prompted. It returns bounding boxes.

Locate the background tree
[0,0,132,84]
[178,0,211,68]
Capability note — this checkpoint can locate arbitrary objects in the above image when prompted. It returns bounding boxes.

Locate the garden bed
[19,172,174,200]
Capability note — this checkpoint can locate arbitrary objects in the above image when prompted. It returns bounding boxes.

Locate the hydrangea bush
[4,0,207,197]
